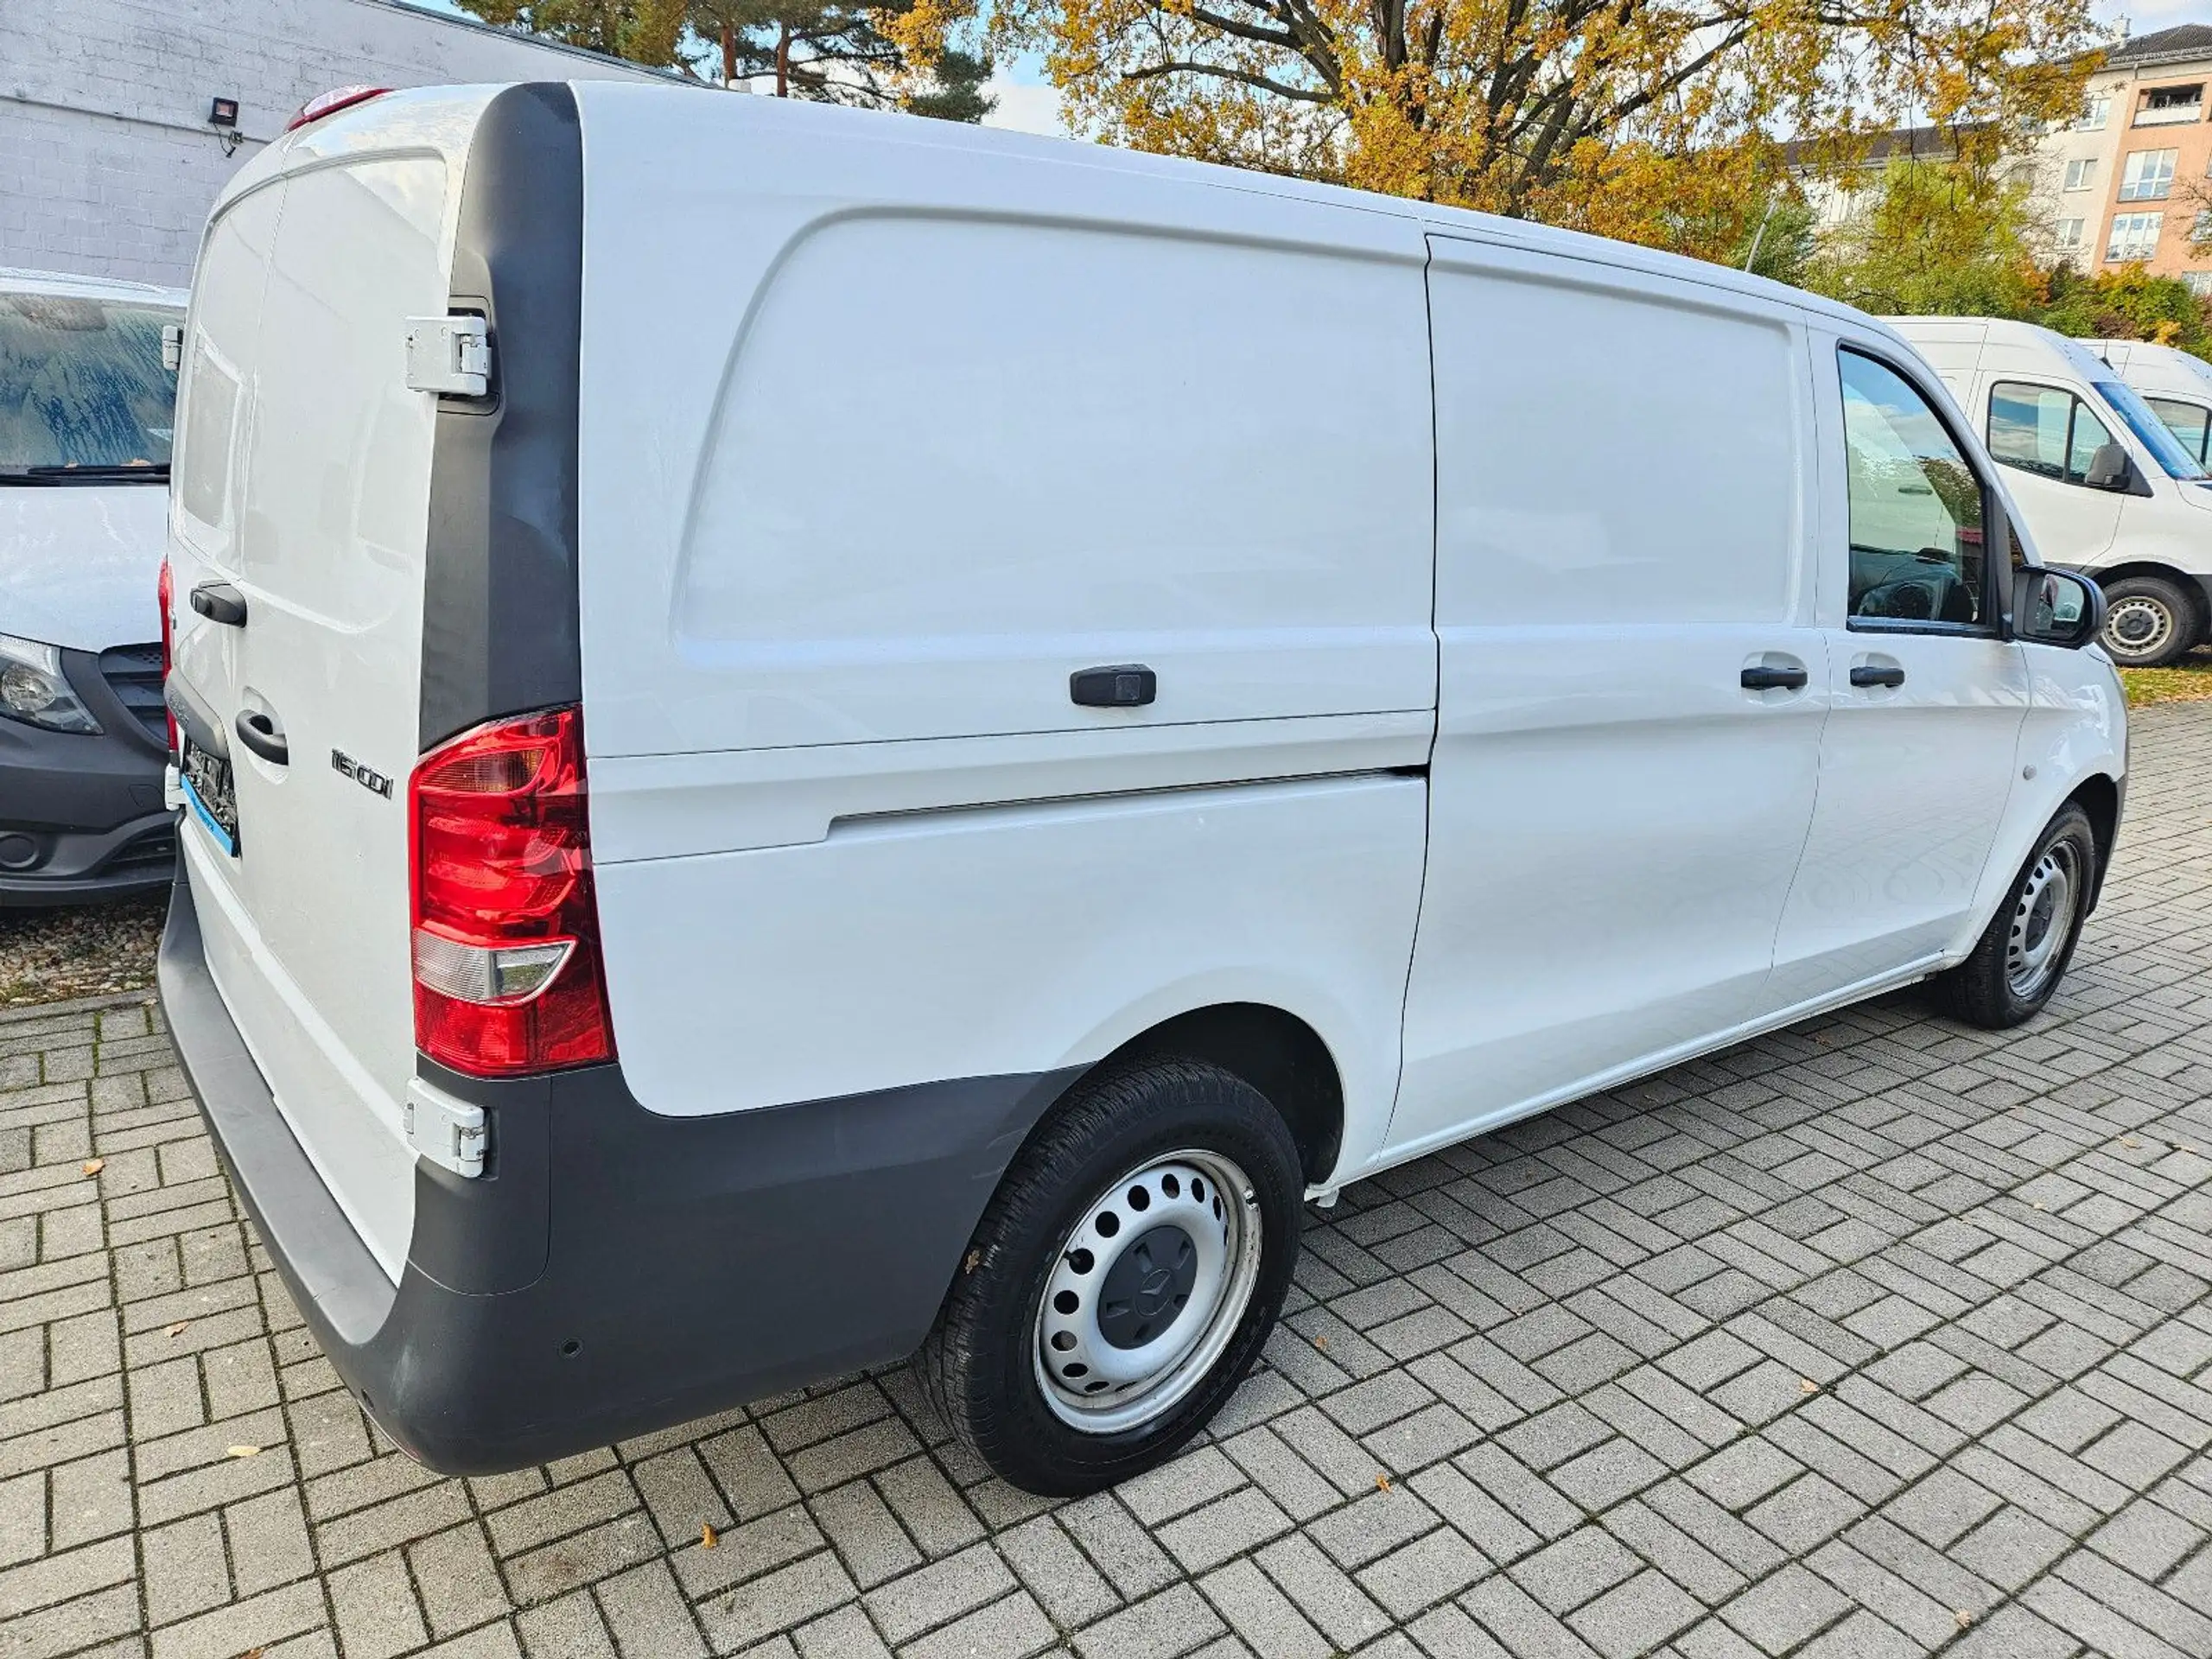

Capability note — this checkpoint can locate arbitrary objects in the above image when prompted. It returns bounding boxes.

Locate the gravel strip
[0,893,164,1007]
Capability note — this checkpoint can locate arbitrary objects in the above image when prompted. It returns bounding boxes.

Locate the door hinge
[404,1077,486,1178]
[404,314,492,397]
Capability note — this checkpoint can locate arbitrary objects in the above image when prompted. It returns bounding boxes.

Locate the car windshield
[2092,378,2209,480]
[0,289,179,478]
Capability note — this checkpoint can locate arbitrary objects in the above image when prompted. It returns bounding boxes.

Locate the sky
[408,0,2212,142]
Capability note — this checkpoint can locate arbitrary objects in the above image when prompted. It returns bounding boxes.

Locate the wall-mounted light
[208,96,244,156]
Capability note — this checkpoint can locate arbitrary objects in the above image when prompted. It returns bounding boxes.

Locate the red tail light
[156,556,177,753]
[287,86,391,132]
[409,707,615,1077]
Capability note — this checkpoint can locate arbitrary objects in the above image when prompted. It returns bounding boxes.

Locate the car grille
[99,644,167,742]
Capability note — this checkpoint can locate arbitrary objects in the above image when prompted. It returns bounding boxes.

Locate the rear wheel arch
[1084,1002,1345,1189]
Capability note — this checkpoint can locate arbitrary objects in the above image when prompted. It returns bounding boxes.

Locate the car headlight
[0,634,101,734]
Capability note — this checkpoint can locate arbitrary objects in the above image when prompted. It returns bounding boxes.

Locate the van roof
[1885,315,2118,378]
[0,267,188,309]
[235,79,1904,350]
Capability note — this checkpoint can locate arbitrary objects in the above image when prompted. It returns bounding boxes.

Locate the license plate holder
[181,738,239,856]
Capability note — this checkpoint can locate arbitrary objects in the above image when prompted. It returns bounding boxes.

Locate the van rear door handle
[189,582,247,626]
[1740,665,1808,690]
[234,708,289,766]
[1850,665,1907,688]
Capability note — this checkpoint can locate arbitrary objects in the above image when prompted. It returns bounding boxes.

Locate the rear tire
[1933,803,2095,1029]
[918,1058,1302,1496]
[2098,575,2200,668]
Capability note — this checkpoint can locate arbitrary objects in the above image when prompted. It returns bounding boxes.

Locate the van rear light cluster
[287,85,391,131]
[409,707,615,1077]
[156,556,177,753]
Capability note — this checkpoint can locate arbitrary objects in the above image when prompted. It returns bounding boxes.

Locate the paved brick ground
[6,707,2212,1659]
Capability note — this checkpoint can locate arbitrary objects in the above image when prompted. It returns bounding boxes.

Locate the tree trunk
[776,24,791,97]
[721,21,737,86]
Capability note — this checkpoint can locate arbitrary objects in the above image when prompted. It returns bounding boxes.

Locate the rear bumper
[158,865,1071,1473]
[0,702,172,906]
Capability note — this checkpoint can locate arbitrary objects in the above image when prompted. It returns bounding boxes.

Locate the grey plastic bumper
[158,865,1072,1472]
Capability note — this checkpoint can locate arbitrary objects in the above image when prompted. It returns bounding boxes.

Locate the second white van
[1891,316,2212,666]
[159,83,2126,1495]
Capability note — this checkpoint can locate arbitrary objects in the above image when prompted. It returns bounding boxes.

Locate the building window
[2196,208,2212,243]
[2057,218,2086,251]
[2082,93,2112,130]
[2136,83,2203,124]
[2121,149,2179,200]
[2187,271,2212,296]
[2063,158,2097,191]
[2108,211,2165,262]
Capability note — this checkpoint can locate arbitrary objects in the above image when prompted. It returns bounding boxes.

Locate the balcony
[2133,102,2201,126]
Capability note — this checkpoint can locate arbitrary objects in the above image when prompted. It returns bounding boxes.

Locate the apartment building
[1799,24,2212,290]
[2040,23,2212,289]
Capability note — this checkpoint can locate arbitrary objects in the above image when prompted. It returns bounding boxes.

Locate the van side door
[1767,337,2030,1003]
[1385,239,1828,1160]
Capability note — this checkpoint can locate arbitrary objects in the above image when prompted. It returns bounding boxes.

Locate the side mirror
[2084,442,2133,491]
[2012,568,2106,649]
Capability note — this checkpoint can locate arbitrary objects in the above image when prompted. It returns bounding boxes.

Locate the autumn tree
[985,0,2106,260]
[1805,156,2046,317]
[454,0,689,67]
[687,0,993,120]
[459,0,993,119]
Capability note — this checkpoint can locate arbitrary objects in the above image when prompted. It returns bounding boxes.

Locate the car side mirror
[2084,442,2133,491]
[2012,568,2105,649]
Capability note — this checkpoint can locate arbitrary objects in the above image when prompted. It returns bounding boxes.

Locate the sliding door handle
[1740,664,1809,690]
[1850,664,1906,689]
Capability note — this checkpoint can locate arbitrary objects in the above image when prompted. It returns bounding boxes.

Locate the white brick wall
[2,0,674,285]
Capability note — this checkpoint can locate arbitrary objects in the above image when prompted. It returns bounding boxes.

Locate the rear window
[0,291,179,478]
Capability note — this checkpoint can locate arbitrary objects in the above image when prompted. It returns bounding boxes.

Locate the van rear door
[168,97,482,1278]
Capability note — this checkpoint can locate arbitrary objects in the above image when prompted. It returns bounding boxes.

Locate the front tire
[1933,803,2096,1029]
[918,1058,1302,1496]
[2098,575,2200,668]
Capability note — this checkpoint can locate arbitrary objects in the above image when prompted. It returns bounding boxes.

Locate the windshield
[0,290,179,477]
[2093,378,2210,480]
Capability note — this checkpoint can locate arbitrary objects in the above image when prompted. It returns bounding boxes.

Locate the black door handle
[189,582,247,626]
[1741,665,1809,690]
[1850,664,1907,689]
[234,708,289,765]
[1071,664,1157,707]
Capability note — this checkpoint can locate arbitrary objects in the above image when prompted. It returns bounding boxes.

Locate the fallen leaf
[2122,1136,2142,1149]
[701,1523,718,1548]
[1313,1335,1330,1351]
[225,1445,260,1459]
[963,1249,981,1275]
[1376,1473,1392,1491]
[165,1321,188,1338]
[82,1159,105,1177]
[2031,1201,2046,1211]
[1799,1378,1818,1394]
[1955,1611,1974,1630]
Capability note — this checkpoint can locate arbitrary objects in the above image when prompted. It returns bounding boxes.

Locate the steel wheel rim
[1033,1148,1262,1435]
[2104,596,2174,661]
[2006,842,2080,1001]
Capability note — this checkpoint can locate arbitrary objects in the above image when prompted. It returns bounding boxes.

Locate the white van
[1,269,187,902]
[2088,335,2212,475]
[158,82,2126,1495]
[1889,317,2212,667]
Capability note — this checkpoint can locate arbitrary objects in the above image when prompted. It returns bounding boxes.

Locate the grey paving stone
[10,706,2212,1659]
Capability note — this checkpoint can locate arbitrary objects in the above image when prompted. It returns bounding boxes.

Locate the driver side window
[1987,381,2116,486]
[1840,349,1989,629]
